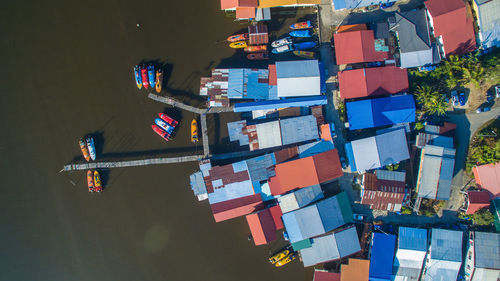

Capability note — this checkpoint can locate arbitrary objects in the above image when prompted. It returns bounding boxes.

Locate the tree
[414,85,448,116]
[472,207,494,226]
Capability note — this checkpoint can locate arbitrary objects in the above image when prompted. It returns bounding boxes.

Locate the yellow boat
[191,119,198,143]
[94,170,102,192]
[293,50,315,59]
[274,252,296,267]
[229,41,248,48]
[268,249,290,264]
[155,69,163,93]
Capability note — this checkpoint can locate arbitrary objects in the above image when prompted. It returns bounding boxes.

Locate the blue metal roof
[298,140,335,158]
[398,227,427,252]
[294,185,324,207]
[280,115,319,146]
[233,96,327,112]
[246,154,276,182]
[474,232,500,269]
[346,95,416,130]
[369,233,396,280]
[430,229,462,262]
[332,0,346,10]
[282,205,325,243]
[276,60,320,79]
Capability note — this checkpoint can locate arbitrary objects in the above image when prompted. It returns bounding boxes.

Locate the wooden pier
[200,114,210,157]
[147,93,233,114]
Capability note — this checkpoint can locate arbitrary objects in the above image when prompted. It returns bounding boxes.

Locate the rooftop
[258,0,320,8]
[313,269,341,281]
[245,205,283,245]
[466,190,491,214]
[276,60,321,97]
[473,162,500,198]
[424,229,463,281]
[474,231,500,270]
[341,259,370,281]
[416,145,456,200]
[334,30,389,65]
[369,232,396,280]
[474,0,500,49]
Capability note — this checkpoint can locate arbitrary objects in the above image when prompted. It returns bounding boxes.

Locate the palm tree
[414,85,447,116]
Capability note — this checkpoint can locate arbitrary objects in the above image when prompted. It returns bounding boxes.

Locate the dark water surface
[0,1,313,280]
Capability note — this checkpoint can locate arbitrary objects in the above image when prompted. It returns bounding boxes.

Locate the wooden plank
[200,114,210,157]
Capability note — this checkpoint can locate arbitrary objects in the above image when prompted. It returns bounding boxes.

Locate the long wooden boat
[290,20,312,30]
[155,69,163,93]
[86,137,96,161]
[87,170,94,192]
[141,66,149,89]
[134,65,142,89]
[244,45,267,53]
[191,119,198,143]
[275,252,297,267]
[152,125,171,142]
[293,50,315,59]
[293,41,317,50]
[79,138,90,162]
[247,52,269,60]
[154,118,174,135]
[271,37,293,48]
[158,113,178,127]
[94,170,102,192]
[147,64,155,88]
[272,44,293,54]
[227,33,248,42]
[229,41,248,48]
[289,29,313,38]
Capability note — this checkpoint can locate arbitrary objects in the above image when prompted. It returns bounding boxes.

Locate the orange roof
[268,64,277,86]
[221,0,258,10]
[312,149,343,183]
[341,259,369,281]
[320,124,332,141]
[258,0,320,8]
[334,30,389,65]
[246,208,277,245]
[211,194,264,222]
[236,7,256,19]
[269,157,319,195]
[336,24,367,33]
[473,162,500,198]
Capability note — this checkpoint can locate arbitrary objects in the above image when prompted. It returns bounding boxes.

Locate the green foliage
[352,183,361,191]
[414,122,424,131]
[413,85,448,116]
[401,206,412,215]
[386,163,400,171]
[471,207,495,226]
[466,120,500,172]
[419,199,445,217]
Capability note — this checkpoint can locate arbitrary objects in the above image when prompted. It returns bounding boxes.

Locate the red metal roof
[248,24,269,45]
[313,270,341,281]
[425,0,476,56]
[320,124,332,141]
[361,172,405,211]
[246,208,277,245]
[473,162,500,198]
[338,66,409,99]
[273,146,298,163]
[269,157,319,195]
[312,149,343,183]
[211,194,264,222]
[466,190,491,214]
[236,7,256,19]
[221,0,258,9]
[334,30,389,65]
[268,205,283,229]
[268,64,277,86]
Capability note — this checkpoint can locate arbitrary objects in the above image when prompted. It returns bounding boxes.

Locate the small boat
[271,37,293,48]
[290,29,313,38]
[293,41,317,50]
[191,119,198,143]
[154,118,174,135]
[152,124,171,142]
[94,170,102,192]
[86,137,96,161]
[269,249,290,264]
[87,170,94,192]
[272,44,293,54]
[275,252,297,267]
[79,138,90,162]
[290,20,312,30]
[134,65,142,89]
[148,64,155,88]
[141,66,149,89]
[244,45,267,53]
[247,52,269,60]
[293,50,315,59]
[229,41,248,48]
[155,69,163,93]
[227,33,248,42]
[158,113,179,127]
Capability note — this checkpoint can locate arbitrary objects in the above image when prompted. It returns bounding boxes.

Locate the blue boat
[134,65,142,89]
[147,64,155,88]
[293,41,317,50]
[289,30,313,38]
[86,137,96,161]
[154,118,174,134]
[272,44,294,54]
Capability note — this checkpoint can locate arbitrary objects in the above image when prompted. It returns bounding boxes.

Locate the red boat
[141,66,149,89]
[244,45,267,53]
[227,33,248,42]
[290,20,312,30]
[152,125,171,141]
[158,113,178,127]
[247,52,269,60]
[87,170,94,192]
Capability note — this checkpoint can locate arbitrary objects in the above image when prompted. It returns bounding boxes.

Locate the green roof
[292,238,312,251]
[337,192,354,224]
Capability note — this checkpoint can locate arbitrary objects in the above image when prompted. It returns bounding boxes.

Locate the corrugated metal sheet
[211,193,264,222]
[298,140,335,158]
[430,229,462,262]
[376,128,410,167]
[227,120,249,145]
[280,115,319,146]
[398,227,427,251]
[282,204,325,243]
[335,226,361,257]
[246,154,276,182]
[268,205,283,230]
[369,233,396,280]
[312,149,343,183]
[255,7,271,21]
[274,146,298,163]
[341,259,370,281]
[278,193,300,213]
[417,145,456,200]
[228,69,245,98]
[233,96,327,112]
[269,156,319,195]
[313,269,341,281]
[351,135,381,172]
[276,60,321,97]
[278,185,324,213]
[246,69,269,99]
[376,170,406,182]
[190,171,207,196]
[347,99,374,129]
[207,179,255,204]
[246,208,277,245]
[276,60,320,78]
[474,231,500,269]
[316,195,347,232]
[248,24,268,45]
[256,121,282,149]
[291,238,312,251]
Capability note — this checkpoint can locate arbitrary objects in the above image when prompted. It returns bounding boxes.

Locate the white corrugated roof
[256,121,282,149]
[352,136,380,172]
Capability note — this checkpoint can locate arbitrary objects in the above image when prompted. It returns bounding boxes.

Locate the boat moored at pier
[134,65,142,89]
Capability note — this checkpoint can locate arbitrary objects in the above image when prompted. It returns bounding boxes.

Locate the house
[245,205,283,245]
[345,127,410,172]
[227,115,319,151]
[281,192,353,244]
[334,30,389,65]
[275,60,322,97]
[472,162,500,198]
[465,190,492,214]
[233,96,327,113]
[472,0,500,50]
[369,232,396,281]
[221,0,259,20]
[200,68,270,107]
[423,229,463,281]
[268,149,343,195]
[425,0,476,57]
[299,226,361,267]
[313,269,341,281]
[393,227,428,281]
[391,9,439,68]
[416,144,456,200]
[332,0,395,10]
[346,95,415,130]
[258,0,321,8]
[248,24,269,45]
[338,66,409,99]
[361,170,406,212]
[340,258,370,281]
[277,184,324,213]
[416,122,456,148]
[464,231,500,281]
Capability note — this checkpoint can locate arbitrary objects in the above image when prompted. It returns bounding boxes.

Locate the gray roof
[475,0,500,49]
[417,145,456,200]
[189,171,207,196]
[376,170,406,182]
[280,115,319,146]
[430,229,463,262]
[246,153,276,182]
[399,227,428,251]
[227,120,249,145]
[474,232,500,269]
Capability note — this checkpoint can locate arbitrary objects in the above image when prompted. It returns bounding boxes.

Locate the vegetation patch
[466,119,500,173]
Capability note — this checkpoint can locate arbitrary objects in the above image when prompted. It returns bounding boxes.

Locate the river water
[0,1,313,280]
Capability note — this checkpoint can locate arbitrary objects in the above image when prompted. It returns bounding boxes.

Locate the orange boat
[247,52,269,60]
[155,69,163,93]
[87,170,94,192]
[244,45,267,53]
[191,119,198,143]
[94,170,102,192]
[227,33,248,42]
[290,20,312,30]
[79,138,90,162]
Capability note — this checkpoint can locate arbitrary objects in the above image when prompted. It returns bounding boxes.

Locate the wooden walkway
[147,93,233,114]
[61,155,203,172]
[200,114,209,156]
